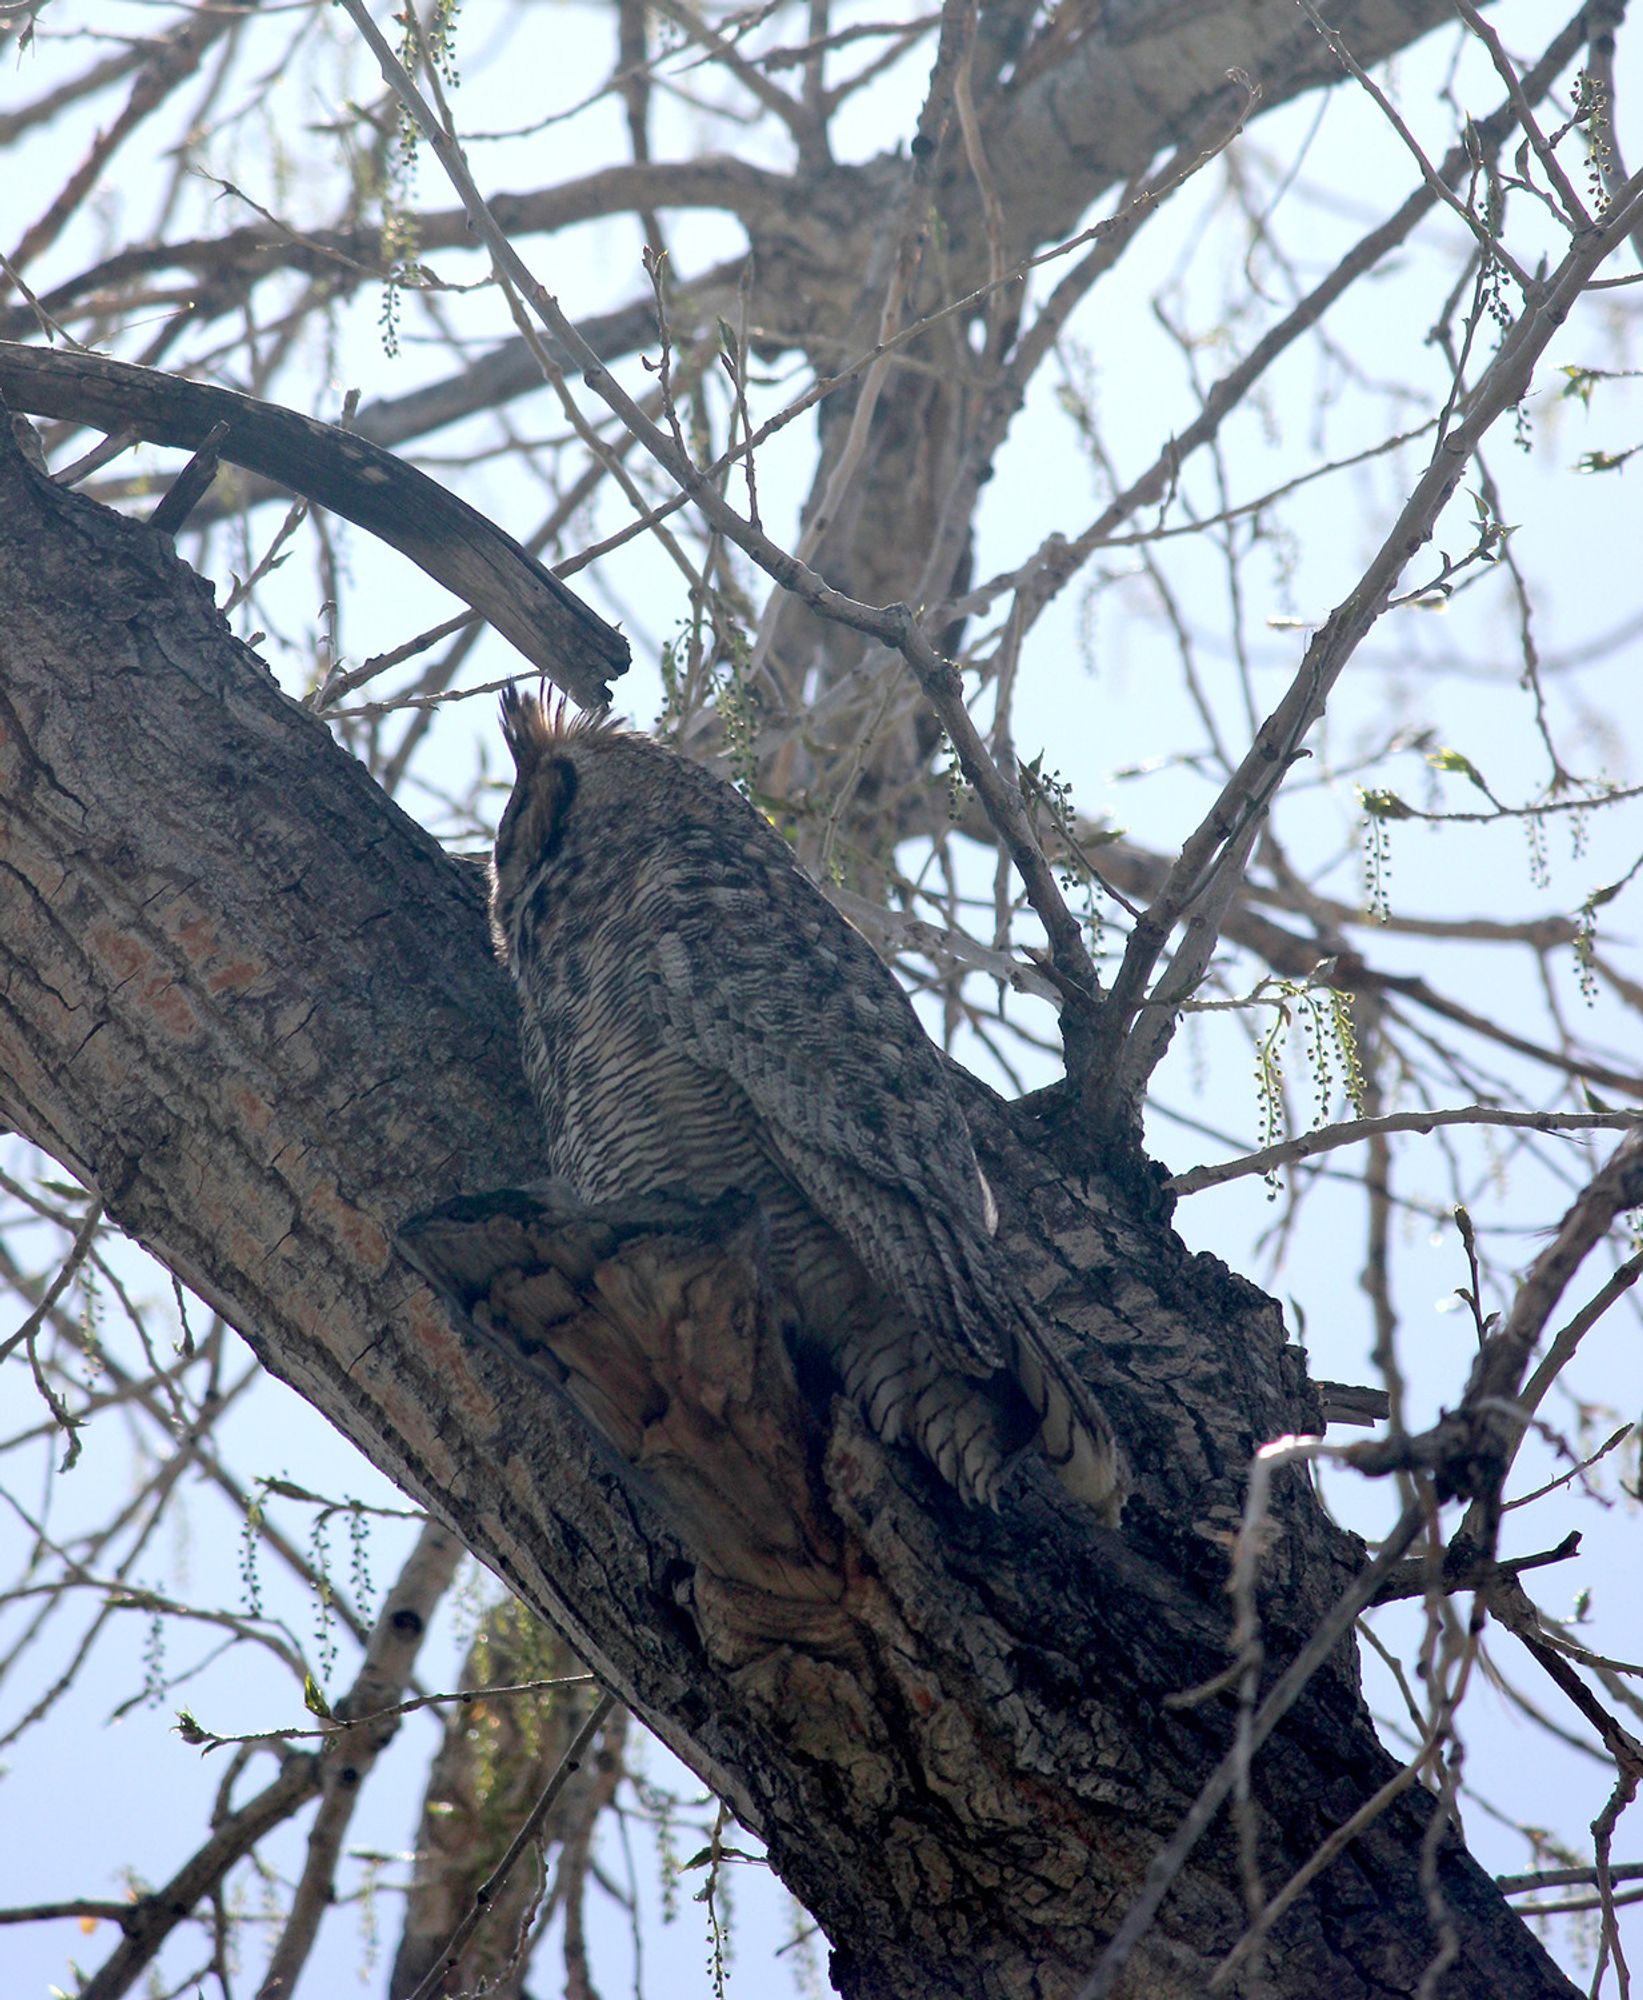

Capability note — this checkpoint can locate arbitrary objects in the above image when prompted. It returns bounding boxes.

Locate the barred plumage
[490,689,1125,1519]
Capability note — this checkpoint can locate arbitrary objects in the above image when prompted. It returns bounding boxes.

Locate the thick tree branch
[0,421,1579,1997]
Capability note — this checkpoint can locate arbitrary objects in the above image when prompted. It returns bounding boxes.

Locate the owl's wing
[644,845,1009,1375]
[644,835,1128,1521]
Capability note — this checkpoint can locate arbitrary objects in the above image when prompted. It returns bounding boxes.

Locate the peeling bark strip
[0,425,1577,1995]
[401,1186,851,1627]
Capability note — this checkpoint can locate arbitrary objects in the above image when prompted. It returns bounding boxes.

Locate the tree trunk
[0,422,1575,1996]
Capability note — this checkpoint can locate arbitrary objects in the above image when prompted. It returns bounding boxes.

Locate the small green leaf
[1427,747,1492,796]
[680,1841,762,1872]
[1575,446,1638,475]
[1585,876,1629,911]
[303,1674,333,1721]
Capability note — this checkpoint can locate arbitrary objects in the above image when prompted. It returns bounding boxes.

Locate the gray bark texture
[0,421,1580,1997]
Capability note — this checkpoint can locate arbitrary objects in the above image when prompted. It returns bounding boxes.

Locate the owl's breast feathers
[490,693,1126,1521]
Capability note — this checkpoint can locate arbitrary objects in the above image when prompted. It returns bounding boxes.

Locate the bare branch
[0,342,628,707]
[1168,1108,1643,1197]
[402,1691,618,2000]
[1079,1487,1429,2000]
[1106,161,1643,1110]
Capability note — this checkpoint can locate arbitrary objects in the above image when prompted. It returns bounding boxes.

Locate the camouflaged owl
[490,689,1125,1520]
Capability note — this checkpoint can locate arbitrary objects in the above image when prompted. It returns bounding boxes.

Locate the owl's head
[491,689,753,962]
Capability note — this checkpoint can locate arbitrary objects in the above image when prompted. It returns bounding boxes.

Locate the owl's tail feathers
[1010,1333,1129,1525]
[839,1325,1019,1508]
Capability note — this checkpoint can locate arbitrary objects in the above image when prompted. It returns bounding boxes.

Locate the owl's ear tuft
[500,685,554,769]
[501,687,608,768]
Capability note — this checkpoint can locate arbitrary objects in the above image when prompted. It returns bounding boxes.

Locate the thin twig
[941,12,1590,634]
[1295,0,1536,290]
[1167,1107,1642,1197]
[403,1691,618,2000]
[1105,161,1643,1112]
[1451,0,1590,229]
[0,1194,104,1366]
[1078,1485,1427,2000]
[1517,1252,1643,1431]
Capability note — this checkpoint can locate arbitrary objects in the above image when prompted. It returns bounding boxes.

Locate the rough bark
[0,418,1580,1996]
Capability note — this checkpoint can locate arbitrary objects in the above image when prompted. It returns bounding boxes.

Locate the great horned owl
[490,689,1125,1521]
